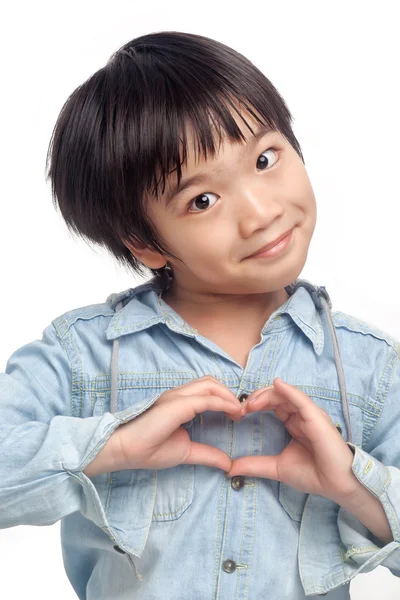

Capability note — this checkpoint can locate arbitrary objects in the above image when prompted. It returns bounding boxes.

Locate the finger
[173,376,241,407]
[225,411,246,421]
[246,384,274,402]
[272,378,316,419]
[227,455,279,480]
[161,394,244,429]
[184,441,233,472]
[243,386,287,413]
[246,379,314,421]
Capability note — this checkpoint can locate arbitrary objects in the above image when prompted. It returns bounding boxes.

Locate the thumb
[183,442,233,472]
[227,455,279,480]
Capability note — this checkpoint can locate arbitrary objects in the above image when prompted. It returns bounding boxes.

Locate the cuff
[338,443,400,573]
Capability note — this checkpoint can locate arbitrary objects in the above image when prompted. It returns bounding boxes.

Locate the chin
[274,247,310,290]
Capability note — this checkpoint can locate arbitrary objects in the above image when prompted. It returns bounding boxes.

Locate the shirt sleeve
[0,322,160,534]
[337,346,400,577]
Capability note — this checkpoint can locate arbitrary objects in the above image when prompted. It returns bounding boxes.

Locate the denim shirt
[1,277,400,599]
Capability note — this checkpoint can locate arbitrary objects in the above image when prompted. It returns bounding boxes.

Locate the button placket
[231,398,246,492]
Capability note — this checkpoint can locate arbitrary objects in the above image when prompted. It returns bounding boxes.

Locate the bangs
[107,34,295,201]
[149,97,275,199]
[143,94,275,199]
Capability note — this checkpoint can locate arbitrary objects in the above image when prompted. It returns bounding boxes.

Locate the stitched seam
[105,472,114,514]
[113,315,165,335]
[333,317,400,354]
[59,317,84,417]
[288,307,318,336]
[212,419,230,598]
[63,310,114,328]
[94,370,198,379]
[209,352,226,379]
[51,321,73,416]
[92,392,105,416]
[343,544,384,560]
[152,465,191,517]
[255,335,272,389]
[215,419,234,600]
[235,480,248,600]
[53,318,83,418]
[351,458,391,496]
[381,492,400,540]
[262,322,296,337]
[372,348,396,411]
[265,332,281,387]
[244,412,261,600]
[364,349,398,448]
[235,411,255,600]
[240,413,256,597]
[91,379,97,414]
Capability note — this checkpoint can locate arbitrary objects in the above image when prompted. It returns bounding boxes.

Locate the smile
[246,229,294,259]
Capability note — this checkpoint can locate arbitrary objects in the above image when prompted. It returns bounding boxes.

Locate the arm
[0,322,151,528]
[335,347,400,575]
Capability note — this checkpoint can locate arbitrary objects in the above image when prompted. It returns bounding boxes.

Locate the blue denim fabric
[1,277,400,599]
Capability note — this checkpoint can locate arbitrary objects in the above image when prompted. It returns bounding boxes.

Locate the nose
[234,181,284,239]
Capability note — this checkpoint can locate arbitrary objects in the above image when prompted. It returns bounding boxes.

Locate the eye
[188,192,219,213]
[256,148,278,171]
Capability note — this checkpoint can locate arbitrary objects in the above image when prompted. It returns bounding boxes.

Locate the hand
[227,378,359,502]
[110,376,245,473]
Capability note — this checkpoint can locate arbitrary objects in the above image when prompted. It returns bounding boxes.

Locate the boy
[1,31,400,599]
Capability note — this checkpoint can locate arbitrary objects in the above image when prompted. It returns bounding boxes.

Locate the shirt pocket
[278,482,308,522]
[278,395,365,523]
[91,373,195,522]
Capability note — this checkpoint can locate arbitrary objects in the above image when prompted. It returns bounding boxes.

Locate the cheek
[170,223,229,262]
[295,174,317,219]
[308,190,317,224]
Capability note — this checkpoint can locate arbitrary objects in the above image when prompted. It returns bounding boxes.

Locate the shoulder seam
[53,307,115,332]
[333,312,400,355]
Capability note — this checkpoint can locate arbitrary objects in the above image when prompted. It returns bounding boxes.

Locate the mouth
[246,228,294,259]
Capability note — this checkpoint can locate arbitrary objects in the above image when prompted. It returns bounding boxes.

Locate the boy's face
[130,111,316,296]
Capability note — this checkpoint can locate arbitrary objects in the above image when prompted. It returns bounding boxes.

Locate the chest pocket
[278,395,364,522]
[91,373,195,522]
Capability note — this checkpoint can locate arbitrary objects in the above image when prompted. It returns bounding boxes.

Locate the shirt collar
[266,282,325,355]
[105,277,326,355]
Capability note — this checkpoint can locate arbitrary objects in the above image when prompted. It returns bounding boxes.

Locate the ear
[123,238,167,270]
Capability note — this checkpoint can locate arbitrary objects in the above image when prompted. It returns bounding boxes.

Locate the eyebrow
[164,123,276,210]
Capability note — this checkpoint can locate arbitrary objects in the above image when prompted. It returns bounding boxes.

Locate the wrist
[83,429,123,478]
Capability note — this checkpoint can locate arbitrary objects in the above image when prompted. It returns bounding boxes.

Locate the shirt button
[231,476,245,491]
[222,559,237,573]
[238,393,248,402]
[113,545,126,554]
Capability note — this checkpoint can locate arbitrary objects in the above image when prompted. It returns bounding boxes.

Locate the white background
[1,0,399,597]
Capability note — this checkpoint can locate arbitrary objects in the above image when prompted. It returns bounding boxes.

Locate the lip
[246,229,294,259]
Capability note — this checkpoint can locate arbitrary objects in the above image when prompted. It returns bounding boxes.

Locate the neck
[161,282,289,331]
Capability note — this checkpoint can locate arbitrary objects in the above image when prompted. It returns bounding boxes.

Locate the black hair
[46,31,304,280]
